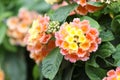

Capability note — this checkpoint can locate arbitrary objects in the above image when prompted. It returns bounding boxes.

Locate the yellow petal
[65,36,74,43]
[78,35,86,43]
[69,42,78,51]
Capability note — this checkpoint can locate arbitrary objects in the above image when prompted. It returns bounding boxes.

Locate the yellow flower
[65,36,74,43]
[68,28,76,36]
[28,20,40,43]
[76,29,83,36]
[78,35,86,43]
[69,42,78,51]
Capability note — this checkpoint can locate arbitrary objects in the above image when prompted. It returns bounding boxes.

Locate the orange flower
[24,15,56,64]
[74,0,103,15]
[103,67,120,80]
[7,8,39,46]
[55,18,101,63]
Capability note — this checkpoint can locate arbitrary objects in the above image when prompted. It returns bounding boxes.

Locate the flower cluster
[74,0,103,15]
[55,18,101,62]
[103,67,120,80]
[7,8,39,46]
[24,15,56,64]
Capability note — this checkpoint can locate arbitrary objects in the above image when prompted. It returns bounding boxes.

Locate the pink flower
[24,15,56,64]
[55,18,101,63]
[103,67,120,80]
[6,7,39,46]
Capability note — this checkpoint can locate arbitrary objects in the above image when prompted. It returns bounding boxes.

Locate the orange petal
[40,34,51,44]
[60,49,69,55]
[85,4,101,13]
[89,42,98,52]
[76,6,88,15]
[86,33,95,42]
[80,24,90,33]
[77,48,86,57]
[89,28,99,37]
[80,0,87,6]
[107,70,116,76]
[56,39,63,47]
[80,41,90,50]
[61,41,69,49]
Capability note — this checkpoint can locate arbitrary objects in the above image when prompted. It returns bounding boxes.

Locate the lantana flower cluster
[55,18,101,63]
[7,8,39,46]
[103,67,120,80]
[74,0,103,15]
[24,15,56,64]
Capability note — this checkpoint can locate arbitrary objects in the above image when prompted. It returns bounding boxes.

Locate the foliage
[0,0,120,80]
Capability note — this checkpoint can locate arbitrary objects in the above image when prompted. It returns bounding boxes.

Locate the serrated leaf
[42,48,63,80]
[111,15,120,34]
[0,25,7,44]
[85,64,106,80]
[96,42,116,58]
[100,30,114,42]
[81,16,100,30]
[112,44,120,66]
[50,3,78,22]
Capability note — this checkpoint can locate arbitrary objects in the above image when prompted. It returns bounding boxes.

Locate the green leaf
[111,15,120,34]
[0,12,12,21]
[85,64,106,80]
[100,30,114,42]
[87,1,103,7]
[112,44,120,66]
[50,3,78,22]
[33,65,40,80]
[0,52,5,65]
[42,48,63,80]
[86,54,99,68]
[3,53,26,80]
[81,16,100,30]
[96,42,116,58]
[63,65,74,80]
[3,37,17,52]
[104,2,120,14]
[0,25,7,44]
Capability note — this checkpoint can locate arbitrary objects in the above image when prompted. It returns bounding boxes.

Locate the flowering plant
[0,0,120,80]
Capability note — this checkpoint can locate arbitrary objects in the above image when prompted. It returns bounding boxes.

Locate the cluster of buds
[103,67,120,80]
[55,18,101,62]
[24,15,56,64]
[46,21,60,34]
[100,0,117,4]
[7,8,39,46]
[73,0,103,15]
